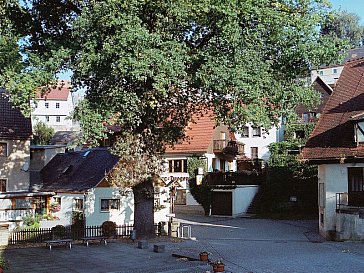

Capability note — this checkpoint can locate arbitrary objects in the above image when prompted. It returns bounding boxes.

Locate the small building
[302,57,364,241]
[39,148,133,227]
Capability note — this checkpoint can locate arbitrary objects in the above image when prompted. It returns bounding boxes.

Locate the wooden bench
[45,239,73,250]
[80,236,107,247]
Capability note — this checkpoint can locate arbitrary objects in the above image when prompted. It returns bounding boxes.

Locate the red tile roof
[37,81,71,101]
[165,111,217,154]
[301,58,364,162]
[0,89,32,140]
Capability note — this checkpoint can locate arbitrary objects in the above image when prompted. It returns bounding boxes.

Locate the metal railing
[336,192,364,212]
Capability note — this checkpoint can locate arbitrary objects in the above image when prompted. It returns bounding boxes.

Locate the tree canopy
[1,0,349,237]
[321,10,364,48]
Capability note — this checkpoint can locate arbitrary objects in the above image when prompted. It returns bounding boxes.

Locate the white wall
[235,124,281,161]
[311,66,344,85]
[232,185,259,216]
[319,163,364,238]
[85,188,134,226]
[31,94,75,131]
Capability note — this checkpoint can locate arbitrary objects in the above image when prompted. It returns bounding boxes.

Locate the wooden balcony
[205,171,261,186]
[213,140,244,157]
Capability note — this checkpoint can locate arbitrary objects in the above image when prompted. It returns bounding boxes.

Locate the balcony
[205,171,262,186]
[213,140,244,157]
[0,208,33,222]
[336,192,364,213]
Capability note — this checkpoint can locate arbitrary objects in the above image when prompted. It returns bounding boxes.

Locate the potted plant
[199,251,210,261]
[212,259,225,272]
[0,257,9,273]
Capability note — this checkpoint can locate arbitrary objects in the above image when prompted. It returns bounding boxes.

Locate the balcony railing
[0,208,33,222]
[336,192,364,213]
[213,140,244,156]
[205,171,261,186]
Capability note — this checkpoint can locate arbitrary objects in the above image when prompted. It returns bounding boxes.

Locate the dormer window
[354,121,364,144]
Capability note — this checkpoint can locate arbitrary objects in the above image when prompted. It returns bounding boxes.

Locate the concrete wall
[336,213,364,240]
[232,185,259,216]
[0,139,30,192]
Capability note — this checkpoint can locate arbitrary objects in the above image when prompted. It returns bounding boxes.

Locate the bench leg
[49,244,52,251]
[86,241,89,247]
[69,242,72,250]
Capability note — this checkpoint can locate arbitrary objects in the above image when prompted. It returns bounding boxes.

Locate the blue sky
[330,0,364,24]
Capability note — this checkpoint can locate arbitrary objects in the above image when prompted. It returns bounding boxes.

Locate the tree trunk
[132,179,155,239]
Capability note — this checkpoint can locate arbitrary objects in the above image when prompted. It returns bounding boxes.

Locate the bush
[101,221,117,237]
[52,225,66,239]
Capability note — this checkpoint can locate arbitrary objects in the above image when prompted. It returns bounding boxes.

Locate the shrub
[101,221,117,237]
[52,225,66,239]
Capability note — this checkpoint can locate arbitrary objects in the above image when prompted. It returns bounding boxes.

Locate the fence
[9,224,157,245]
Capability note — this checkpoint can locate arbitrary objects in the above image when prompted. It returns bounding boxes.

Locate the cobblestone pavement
[2,215,364,273]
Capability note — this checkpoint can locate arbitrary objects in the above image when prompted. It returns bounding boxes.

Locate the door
[348,167,364,207]
[211,191,232,216]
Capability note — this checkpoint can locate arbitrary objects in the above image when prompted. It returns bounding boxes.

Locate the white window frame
[45,116,50,122]
[241,126,249,138]
[56,102,60,109]
[100,198,121,212]
[73,198,83,211]
[252,126,261,137]
[45,102,49,108]
[56,116,61,123]
[0,142,8,157]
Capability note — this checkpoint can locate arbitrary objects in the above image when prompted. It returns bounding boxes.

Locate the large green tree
[4,0,347,237]
[321,10,364,48]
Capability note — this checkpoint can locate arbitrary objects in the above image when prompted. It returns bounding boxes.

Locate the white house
[162,110,263,217]
[310,46,364,85]
[302,57,364,241]
[31,81,78,132]
[234,123,283,163]
[38,148,169,228]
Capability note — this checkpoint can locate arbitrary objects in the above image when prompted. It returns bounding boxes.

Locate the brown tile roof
[0,89,32,140]
[301,58,364,162]
[37,81,71,101]
[165,111,217,154]
[40,148,119,193]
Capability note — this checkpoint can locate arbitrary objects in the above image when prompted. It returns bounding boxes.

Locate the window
[220,132,226,140]
[0,143,8,156]
[0,179,6,192]
[53,196,61,205]
[220,159,225,171]
[354,121,364,143]
[251,147,258,159]
[252,126,261,137]
[56,103,60,109]
[74,198,83,211]
[45,102,49,108]
[100,199,120,211]
[212,158,217,171]
[45,116,50,122]
[319,70,324,76]
[294,130,305,139]
[168,159,187,173]
[348,168,364,207]
[241,126,249,137]
[34,102,38,108]
[332,68,338,74]
[302,112,317,123]
[56,116,61,122]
